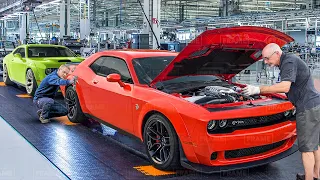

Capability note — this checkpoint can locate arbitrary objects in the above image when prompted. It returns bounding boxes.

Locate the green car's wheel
[3,65,13,85]
[25,69,37,96]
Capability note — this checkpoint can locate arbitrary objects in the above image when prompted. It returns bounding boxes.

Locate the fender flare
[137,99,200,163]
[137,99,190,141]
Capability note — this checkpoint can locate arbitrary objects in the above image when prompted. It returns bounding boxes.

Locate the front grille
[227,113,285,128]
[225,140,286,159]
[208,113,295,134]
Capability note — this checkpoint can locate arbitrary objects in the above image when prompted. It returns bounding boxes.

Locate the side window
[100,57,133,84]
[20,48,26,58]
[13,48,21,54]
[89,57,104,74]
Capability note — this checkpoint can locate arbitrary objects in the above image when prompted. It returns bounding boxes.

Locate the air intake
[58,60,71,63]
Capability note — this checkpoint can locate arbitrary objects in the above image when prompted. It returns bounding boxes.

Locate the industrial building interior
[0,0,320,180]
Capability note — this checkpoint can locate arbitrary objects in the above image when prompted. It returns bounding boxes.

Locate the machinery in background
[131,34,149,49]
[160,42,187,52]
[62,36,86,55]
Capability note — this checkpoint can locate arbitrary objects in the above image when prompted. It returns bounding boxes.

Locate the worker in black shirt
[243,43,320,180]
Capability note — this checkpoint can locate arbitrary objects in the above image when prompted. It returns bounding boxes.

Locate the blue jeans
[33,97,68,119]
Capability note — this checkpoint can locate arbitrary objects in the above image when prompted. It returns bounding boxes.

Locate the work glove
[69,76,77,85]
[242,85,260,96]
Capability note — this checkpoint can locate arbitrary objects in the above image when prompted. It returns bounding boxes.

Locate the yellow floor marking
[0,82,6,86]
[134,165,176,176]
[53,116,77,126]
[16,94,32,98]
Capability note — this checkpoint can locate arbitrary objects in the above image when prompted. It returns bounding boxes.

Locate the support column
[19,14,28,44]
[79,0,90,40]
[3,20,7,40]
[60,0,71,37]
[142,0,161,49]
[219,0,227,17]
[152,0,161,49]
[0,20,3,40]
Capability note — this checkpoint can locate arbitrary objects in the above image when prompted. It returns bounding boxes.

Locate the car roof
[19,44,66,48]
[98,49,178,60]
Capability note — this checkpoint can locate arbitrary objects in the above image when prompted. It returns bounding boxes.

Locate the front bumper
[182,120,297,167]
[180,143,298,174]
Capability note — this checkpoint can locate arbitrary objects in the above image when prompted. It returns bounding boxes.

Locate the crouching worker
[33,65,75,123]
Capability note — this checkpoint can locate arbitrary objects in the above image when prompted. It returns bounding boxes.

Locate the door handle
[92,79,99,84]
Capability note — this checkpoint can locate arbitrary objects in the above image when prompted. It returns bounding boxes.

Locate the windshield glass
[132,56,175,84]
[159,75,224,90]
[162,75,223,85]
[28,47,76,57]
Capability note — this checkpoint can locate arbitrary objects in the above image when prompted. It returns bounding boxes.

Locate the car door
[10,47,27,84]
[79,57,105,115]
[88,56,134,133]
[9,48,23,82]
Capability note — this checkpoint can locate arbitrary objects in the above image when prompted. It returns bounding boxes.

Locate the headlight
[219,120,228,128]
[45,68,56,75]
[284,110,291,117]
[292,108,296,115]
[207,120,216,130]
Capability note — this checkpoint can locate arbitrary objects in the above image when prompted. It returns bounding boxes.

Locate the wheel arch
[26,63,41,83]
[138,100,191,143]
[65,84,90,114]
[138,101,200,164]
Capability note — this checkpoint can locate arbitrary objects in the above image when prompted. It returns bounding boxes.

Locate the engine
[179,86,256,105]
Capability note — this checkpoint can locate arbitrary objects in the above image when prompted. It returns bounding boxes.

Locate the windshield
[132,56,175,84]
[28,47,76,57]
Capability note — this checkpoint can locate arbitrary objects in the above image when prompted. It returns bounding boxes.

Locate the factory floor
[0,70,319,180]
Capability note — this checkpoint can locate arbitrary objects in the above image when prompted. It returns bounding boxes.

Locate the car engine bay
[171,85,262,105]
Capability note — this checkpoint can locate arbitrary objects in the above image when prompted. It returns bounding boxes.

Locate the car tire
[3,65,13,85]
[143,113,181,171]
[25,69,37,96]
[65,86,87,123]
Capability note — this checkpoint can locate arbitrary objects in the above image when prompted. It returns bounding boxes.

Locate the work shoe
[296,173,319,180]
[39,115,50,124]
[36,110,42,118]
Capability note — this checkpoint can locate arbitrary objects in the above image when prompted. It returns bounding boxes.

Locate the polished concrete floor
[0,70,319,180]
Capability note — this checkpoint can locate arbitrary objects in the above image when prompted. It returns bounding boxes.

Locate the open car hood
[150,26,294,86]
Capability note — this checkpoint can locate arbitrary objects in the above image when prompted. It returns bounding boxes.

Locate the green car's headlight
[45,68,57,75]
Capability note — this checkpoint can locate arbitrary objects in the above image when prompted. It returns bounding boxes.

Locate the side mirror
[107,73,125,87]
[14,53,22,59]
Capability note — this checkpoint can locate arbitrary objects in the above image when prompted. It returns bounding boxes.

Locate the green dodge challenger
[2,44,85,95]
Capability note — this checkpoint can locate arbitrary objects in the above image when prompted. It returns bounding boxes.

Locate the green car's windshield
[28,47,76,58]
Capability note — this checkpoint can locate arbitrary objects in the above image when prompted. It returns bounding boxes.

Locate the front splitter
[180,144,299,174]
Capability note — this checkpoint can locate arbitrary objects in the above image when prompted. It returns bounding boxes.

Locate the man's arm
[48,75,70,86]
[259,81,292,94]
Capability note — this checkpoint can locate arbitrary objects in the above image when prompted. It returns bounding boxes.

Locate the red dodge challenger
[61,26,298,173]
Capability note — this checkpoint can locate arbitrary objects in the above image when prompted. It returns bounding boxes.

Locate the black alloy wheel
[65,86,87,123]
[143,114,180,170]
[66,88,77,119]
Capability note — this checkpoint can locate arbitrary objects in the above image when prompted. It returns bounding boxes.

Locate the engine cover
[204,86,237,95]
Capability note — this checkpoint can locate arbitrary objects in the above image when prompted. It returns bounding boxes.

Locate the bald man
[243,43,320,180]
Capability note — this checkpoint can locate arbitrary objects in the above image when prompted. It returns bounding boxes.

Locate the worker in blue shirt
[33,65,75,123]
